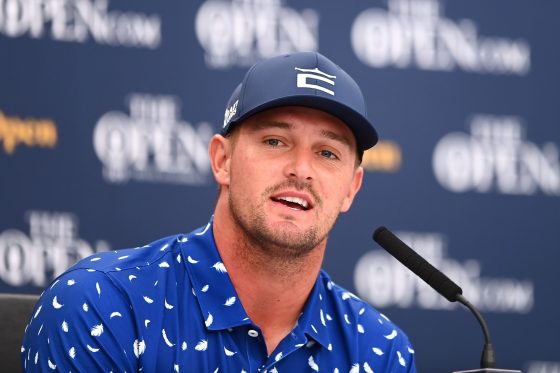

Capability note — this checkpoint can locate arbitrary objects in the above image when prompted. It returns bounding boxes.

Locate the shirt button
[248,329,259,337]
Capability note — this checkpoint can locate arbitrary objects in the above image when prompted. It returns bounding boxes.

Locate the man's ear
[209,134,231,187]
[340,166,364,213]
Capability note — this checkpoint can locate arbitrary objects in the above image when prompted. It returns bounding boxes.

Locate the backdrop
[1,0,558,371]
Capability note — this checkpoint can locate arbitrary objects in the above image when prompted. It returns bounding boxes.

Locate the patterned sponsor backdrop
[1,0,558,371]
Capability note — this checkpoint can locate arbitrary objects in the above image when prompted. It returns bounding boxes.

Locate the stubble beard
[228,180,336,261]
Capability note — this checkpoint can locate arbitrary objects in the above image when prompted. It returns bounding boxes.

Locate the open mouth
[271,196,311,211]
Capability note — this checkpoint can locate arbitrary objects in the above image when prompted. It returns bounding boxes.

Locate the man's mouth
[271,195,311,211]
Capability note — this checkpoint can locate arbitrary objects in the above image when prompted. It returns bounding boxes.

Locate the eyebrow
[320,129,353,149]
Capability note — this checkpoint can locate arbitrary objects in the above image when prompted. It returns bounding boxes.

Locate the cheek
[236,159,263,184]
[230,156,269,196]
[318,183,344,209]
[319,173,355,210]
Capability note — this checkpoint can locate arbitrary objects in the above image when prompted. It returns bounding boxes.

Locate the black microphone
[373,226,510,372]
[373,226,462,302]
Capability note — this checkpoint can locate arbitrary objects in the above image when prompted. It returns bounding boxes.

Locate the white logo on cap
[223,100,239,128]
[295,67,336,96]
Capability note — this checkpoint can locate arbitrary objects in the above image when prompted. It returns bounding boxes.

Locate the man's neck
[212,204,325,355]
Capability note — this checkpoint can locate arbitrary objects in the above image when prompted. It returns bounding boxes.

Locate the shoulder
[24,233,188,338]
[68,234,187,274]
[319,270,391,326]
[22,268,138,371]
[21,234,192,371]
[44,233,193,313]
[319,270,416,371]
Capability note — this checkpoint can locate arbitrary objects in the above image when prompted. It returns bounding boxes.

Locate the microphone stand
[451,294,520,373]
[372,226,522,373]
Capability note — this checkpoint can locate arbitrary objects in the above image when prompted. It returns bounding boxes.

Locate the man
[22,52,416,372]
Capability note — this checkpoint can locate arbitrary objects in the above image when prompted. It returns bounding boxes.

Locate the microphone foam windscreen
[373,226,462,302]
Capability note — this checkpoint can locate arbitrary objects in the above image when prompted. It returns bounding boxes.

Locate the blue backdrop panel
[1,0,559,372]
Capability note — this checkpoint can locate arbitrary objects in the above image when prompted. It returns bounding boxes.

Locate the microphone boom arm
[456,294,496,368]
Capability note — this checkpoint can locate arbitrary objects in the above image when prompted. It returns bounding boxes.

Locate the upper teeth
[278,196,309,209]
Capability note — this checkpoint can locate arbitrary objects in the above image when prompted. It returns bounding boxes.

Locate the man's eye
[320,150,338,159]
[265,139,281,147]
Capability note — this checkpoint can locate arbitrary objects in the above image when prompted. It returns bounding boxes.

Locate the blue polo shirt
[22,218,416,372]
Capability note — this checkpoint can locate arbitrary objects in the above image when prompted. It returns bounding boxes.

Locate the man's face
[220,106,363,259]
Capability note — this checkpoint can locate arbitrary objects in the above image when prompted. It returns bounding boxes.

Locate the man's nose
[284,147,315,181]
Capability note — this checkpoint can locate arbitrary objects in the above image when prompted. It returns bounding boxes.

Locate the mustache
[264,179,322,207]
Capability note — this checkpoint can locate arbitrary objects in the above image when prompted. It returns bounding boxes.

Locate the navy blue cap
[221,52,378,151]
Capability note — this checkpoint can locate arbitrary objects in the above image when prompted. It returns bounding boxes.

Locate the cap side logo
[295,67,336,96]
[223,99,239,128]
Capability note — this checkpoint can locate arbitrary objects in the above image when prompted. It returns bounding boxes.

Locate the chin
[268,218,309,232]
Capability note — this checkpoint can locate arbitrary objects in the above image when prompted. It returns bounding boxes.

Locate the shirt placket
[260,324,310,372]
[239,324,269,373]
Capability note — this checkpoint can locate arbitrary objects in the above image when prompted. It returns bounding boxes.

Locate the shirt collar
[295,270,332,349]
[180,218,251,331]
[180,217,332,349]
